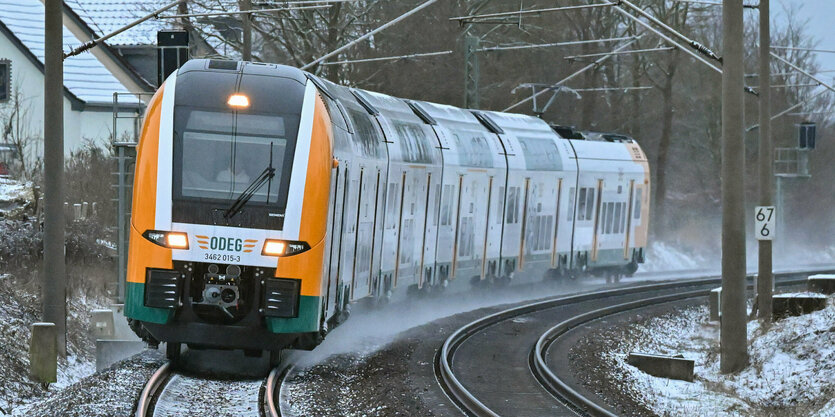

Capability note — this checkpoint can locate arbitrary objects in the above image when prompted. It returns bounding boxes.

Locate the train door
[518,178,531,270]
[418,172,433,288]
[624,179,635,260]
[343,166,362,301]
[353,167,380,299]
[590,179,604,262]
[379,171,403,294]
[368,168,387,297]
[325,164,344,320]
[479,176,494,279]
[550,178,563,268]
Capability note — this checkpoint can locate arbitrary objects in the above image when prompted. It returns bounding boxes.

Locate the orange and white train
[125,59,651,360]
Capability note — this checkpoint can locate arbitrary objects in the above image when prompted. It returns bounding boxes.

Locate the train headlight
[262,239,310,257]
[143,230,190,249]
[227,94,250,108]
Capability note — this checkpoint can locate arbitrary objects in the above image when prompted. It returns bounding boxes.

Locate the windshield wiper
[223,167,275,219]
[224,143,276,220]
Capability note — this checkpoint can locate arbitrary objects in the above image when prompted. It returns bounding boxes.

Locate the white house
[0,0,157,165]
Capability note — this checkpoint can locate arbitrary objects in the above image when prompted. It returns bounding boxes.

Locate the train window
[496,187,505,224]
[545,216,553,249]
[347,109,383,157]
[599,203,607,234]
[633,188,642,220]
[434,184,441,226]
[620,202,628,232]
[605,202,615,234]
[177,110,288,203]
[577,188,587,221]
[393,122,435,163]
[506,187,521,224]
[459,217,473,257]
[585,189,595,222]
[536,216,542,251]
[386,182,398,229]
[567,187,575,221]
[614,202,622,234]
[440,184,453,226]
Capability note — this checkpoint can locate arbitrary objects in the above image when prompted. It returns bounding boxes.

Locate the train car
[125,59,650,360]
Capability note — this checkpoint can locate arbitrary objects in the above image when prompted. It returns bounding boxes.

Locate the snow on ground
[608,294,835,416]
[0,274,104,415]
[0,178,34,218]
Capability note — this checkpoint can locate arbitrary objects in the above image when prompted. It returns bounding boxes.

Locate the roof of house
[0,0,132,105]
[66,0,170,46]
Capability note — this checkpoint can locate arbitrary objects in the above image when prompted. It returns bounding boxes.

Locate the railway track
[437,266,832,417]
[135,360,293,417]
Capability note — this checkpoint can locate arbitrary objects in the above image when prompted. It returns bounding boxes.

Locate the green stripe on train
[265,295,321,333]
[125,281,321,332]
[124,281,174,324]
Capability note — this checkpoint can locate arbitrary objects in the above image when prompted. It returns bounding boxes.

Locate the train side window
[614,202,622,234]
[386,182,397,229]
[620,202,627,232]
[497,186,505,224]
[606,202,615,234]
[506,187,517,223]
[633,188,642,220]
[543,215,553,249]
[441,184,452,226]
[599,203,607,234]
[567,187,575,221]
[434,184,441,226]
[577,188,587,221]
[585,189,595,222]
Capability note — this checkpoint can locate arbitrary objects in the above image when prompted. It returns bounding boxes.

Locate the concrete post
[720,0,748,373]
[757,0,773,323]
[43,0,67,356]
[30,323,57,384]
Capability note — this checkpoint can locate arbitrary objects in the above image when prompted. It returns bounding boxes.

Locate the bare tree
[0,84,40,180]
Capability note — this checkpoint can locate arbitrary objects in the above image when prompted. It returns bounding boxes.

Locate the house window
[0,60,10,103]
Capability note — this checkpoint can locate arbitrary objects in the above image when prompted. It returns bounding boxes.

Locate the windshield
[172,107,300,211]
[178,110,287,203]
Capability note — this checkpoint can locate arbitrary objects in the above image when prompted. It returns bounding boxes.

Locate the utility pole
[43,0,67,356]
[240,0,252,61]
[757,0,773,322]
[720,0,748,373]
[464,35,480,109]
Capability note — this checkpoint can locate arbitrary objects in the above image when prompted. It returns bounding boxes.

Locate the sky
[776,0,835,76]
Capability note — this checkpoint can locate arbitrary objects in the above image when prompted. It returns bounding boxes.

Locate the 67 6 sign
[755,206,776,240]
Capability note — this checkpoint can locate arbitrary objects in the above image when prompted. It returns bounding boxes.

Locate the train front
[125,59,334,356]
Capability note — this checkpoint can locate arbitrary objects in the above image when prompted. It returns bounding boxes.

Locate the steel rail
[530,273,811,416]
[135,362,172,417]
[436,278,720,416]
[437,266,832,416]
[263,359,296,417]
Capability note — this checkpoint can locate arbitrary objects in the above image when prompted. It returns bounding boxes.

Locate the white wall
[0,33,119,160]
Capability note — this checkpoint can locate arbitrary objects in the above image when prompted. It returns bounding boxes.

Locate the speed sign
[755,206,775,240]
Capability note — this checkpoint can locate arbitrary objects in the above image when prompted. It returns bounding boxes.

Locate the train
[124,59,651,362]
